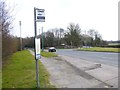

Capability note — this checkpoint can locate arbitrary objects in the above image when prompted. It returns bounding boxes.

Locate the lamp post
[19,21,22,51]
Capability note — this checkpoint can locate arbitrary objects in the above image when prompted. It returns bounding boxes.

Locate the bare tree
[47,28,65,47]
[87,29,102,46]
[44,31,55,47]
[1,1,19,59]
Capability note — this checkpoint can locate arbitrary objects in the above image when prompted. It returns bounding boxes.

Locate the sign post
[34,7,45,88]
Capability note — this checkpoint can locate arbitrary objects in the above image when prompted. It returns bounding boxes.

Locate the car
[48,47,56,52]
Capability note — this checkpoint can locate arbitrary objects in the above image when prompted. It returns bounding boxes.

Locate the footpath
[29,50,119,88]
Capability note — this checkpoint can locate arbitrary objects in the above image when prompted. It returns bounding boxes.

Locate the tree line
[23,23,107,49]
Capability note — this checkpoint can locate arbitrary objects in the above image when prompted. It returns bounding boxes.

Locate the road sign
[36,9,45,22]
[35,38,41,60]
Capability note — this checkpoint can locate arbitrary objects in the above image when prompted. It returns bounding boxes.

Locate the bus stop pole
[34,7,40,88]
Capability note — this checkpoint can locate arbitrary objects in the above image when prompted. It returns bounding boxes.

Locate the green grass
[0,70,1,90]
[77,47,120,53]
[2,50,55,88]
[41,51,58,58]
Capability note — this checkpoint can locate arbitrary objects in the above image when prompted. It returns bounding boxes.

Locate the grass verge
[0,70,1,90]
[41,51,58,58]
[77,47,120,53]
[2,50,55,88]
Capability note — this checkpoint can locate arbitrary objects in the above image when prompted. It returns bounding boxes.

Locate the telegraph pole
[42,27,44,51]
[19,21,22,51]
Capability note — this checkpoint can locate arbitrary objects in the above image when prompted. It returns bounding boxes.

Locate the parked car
[48,47,56,52]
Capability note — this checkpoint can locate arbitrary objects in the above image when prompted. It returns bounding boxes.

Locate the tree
[87,29,102,46]
[1,1,12,57]
[23,37,34,48]
[65,23,82,47]
[87,29,95,46]
[87,29,95,38]
[47,28,65,47]
[81,34,93,47]
[44,31,55,47]
[1,1,19,59]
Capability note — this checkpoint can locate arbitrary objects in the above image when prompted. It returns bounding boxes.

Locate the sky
[6,0,119,41]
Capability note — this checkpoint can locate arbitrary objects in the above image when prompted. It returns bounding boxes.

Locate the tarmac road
[55,49,118,67]
[29,49,118,88]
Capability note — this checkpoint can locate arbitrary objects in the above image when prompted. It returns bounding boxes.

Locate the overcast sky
[6,0,119,41]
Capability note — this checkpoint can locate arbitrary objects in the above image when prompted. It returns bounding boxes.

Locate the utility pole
[19,21,22,51]
[42,27,44,51]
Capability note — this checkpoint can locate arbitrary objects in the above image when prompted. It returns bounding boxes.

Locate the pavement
[29,50,119,88]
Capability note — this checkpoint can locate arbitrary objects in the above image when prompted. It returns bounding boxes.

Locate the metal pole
[19,21,22,51]
[34,8,37,38]
[34,7,40,88]
[36,59,40,88]
[42,27,44,51]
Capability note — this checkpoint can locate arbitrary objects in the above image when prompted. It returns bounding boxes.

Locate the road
[29,49,118,88]
[55,49,118,67]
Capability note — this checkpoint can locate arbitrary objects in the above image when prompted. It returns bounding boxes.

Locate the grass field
[77,47,120,53]
[2,50,55,88]
[41,51,58,58]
